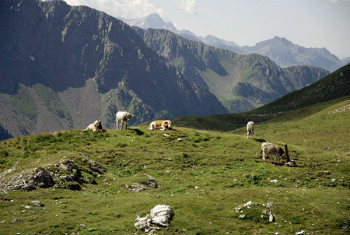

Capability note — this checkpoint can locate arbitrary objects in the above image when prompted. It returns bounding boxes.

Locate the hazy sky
[63,0,350,58]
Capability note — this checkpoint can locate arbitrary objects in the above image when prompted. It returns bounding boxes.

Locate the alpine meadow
[0,0,350,235]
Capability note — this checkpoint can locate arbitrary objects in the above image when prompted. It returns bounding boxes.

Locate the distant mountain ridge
[252,63,350,114]
[124,13,241,54]
[135,28,329,113]
[173,63,350,132]
[241,36,344,72]
[125,13,345,72]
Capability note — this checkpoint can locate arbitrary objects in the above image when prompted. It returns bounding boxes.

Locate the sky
[62,0,350,59]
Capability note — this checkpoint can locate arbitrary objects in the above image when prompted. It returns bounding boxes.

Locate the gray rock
[30,201,45,207]
[0,158,105,192]
[128,175,159,192]
[143,175,158,189]
[296,230,305,235]
[286,160,297,167]
[236,201,276,223]
[126,184,147,192]
[59,160,78,172]
[135,214,152,232]
[88,160,106,173]
[235,201,257,212]
[3,167,54,191]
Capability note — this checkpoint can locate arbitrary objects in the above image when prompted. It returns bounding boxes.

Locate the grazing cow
[247,121,254,139]
[149,120,172,131]
[85,120,105,132]
[261,142,285,162]
[116,111,133,130]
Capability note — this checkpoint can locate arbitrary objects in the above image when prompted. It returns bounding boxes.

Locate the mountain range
[0,0,329,139]
[135,28,329,112]
[125,13,345,72]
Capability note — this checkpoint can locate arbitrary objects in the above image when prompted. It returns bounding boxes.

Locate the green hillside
[0,95,349,234]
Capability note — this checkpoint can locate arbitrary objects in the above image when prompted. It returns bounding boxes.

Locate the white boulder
[135,205,174,233]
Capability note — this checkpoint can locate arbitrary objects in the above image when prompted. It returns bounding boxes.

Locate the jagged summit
[125,14,344,72]
[125,13,178,32]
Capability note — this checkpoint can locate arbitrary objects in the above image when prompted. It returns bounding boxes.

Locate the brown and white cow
[149,120,172,131]
[85,120,105,132]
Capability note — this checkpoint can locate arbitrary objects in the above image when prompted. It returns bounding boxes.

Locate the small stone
[286,160,297,167]
[31,201,45,207]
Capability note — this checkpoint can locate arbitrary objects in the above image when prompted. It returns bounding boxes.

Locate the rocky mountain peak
[126,13,177,32]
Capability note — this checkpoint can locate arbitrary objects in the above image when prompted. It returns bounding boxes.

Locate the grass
[0,95,349,234]
[0,96,349,234]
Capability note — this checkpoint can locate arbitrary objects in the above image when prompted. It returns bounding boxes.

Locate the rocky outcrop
[126,175,158,192]
[0,158,105,192]
[235,201,275,223]
[2,167,54,191]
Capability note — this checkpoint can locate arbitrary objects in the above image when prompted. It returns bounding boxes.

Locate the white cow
[247,121,254,139]
[116,111,133,130]
[261,142,285,162]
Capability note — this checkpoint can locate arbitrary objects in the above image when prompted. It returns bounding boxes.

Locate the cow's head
[162,120,172,129]
[127,113,133,120]
[279,148,285,157]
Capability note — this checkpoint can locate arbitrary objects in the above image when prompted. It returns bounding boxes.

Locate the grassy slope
[0,95,349,234]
